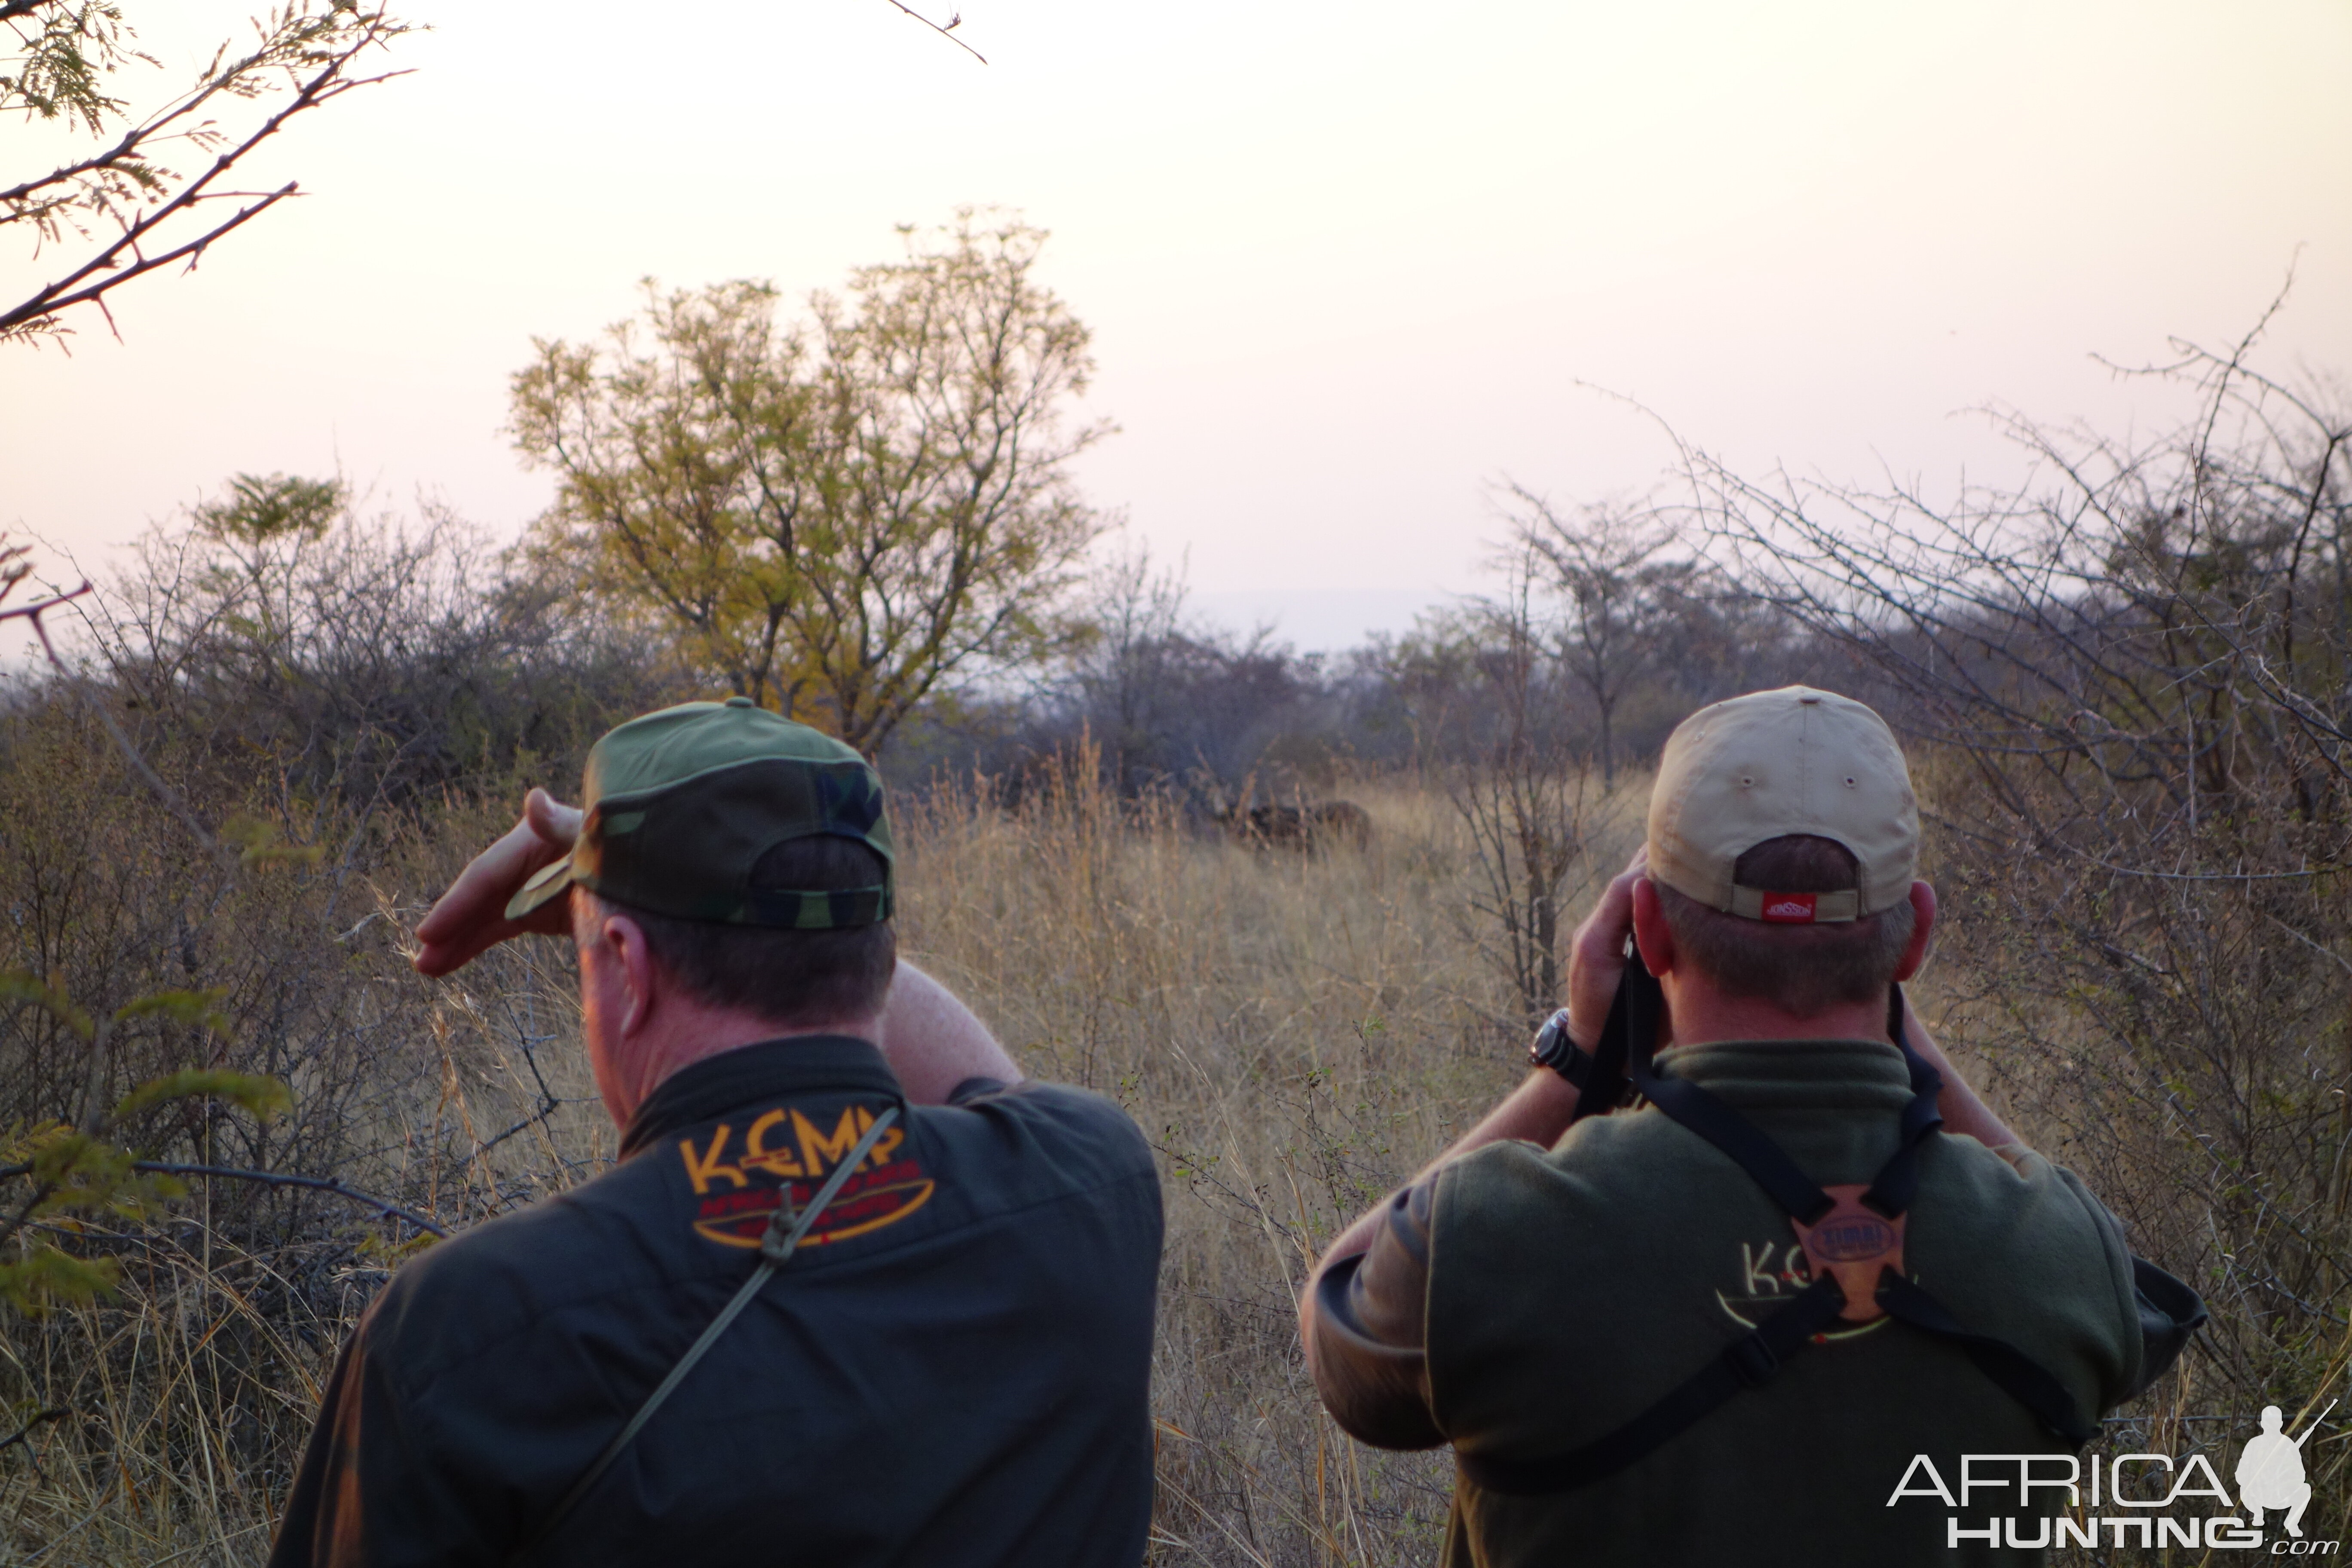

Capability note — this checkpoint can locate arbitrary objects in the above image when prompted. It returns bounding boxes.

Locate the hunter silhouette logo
[2239,1401,2330,1540]
[1888,1397,2340,1552]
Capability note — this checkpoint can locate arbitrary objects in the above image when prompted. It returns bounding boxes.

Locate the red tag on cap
[1758,892,1817,923]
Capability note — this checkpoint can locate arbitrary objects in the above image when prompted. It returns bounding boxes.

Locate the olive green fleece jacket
[1306,1038,2200,1567]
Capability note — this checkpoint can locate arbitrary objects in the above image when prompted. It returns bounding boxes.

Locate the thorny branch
[0,1158,445,1239]
[0,1407,65,1459]
[133,1162,446,1238]
[2,6,410,346]
[876,0,988,63]
[0,580,234,865]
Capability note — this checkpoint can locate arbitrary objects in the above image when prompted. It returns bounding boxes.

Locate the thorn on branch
[877,0,986,63]
[0,1408,66,1464]
[0,1157,450,1239]
[134,1162,450,1238]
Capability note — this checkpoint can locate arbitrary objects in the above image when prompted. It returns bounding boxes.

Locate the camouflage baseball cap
[504,698,894,930]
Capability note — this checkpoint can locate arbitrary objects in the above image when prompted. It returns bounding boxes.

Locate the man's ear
[1891,880,1938,983]
[1630,876,1675,978]
[600,910,661,1037]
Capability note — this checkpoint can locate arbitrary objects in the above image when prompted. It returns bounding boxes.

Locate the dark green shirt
[269,1037,1163,1568]
[1305,1038,2201,1567]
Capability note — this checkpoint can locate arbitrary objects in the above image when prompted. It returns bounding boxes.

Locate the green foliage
[0,1240,116,1315]
[195,473,345,546]
[219,813,325,867]
[357,1228,438,1268]
[1,975,285,1316]
[0,0,145,132]
[110,986,232,1032]
[511,210,1110,752]
[0,968,93,1041]
[2,2,412,346]
[111,1066,288,1123]
[16,1123,176,1214]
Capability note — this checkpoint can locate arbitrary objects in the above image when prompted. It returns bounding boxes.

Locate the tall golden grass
[0,750,2293,1563]
[894,765,1636,1562]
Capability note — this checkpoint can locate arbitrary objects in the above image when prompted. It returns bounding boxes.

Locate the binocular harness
[1477,966,2093,1495]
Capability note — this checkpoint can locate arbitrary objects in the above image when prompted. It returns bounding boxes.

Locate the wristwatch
[1529,1008,1599,1086]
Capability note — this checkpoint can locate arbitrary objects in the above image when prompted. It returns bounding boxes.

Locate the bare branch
[875,0,988,62]
[3,8,411,343]
[0,1408,65,1456]
[131,1162,448,1238]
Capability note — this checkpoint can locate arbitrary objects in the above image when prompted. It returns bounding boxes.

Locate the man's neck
[1656,978,1892,1048]
[600,1004,878,1127]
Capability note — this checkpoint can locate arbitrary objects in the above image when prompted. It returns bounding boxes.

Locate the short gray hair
[1652,835,1916,1017]
[575,836,897,1026]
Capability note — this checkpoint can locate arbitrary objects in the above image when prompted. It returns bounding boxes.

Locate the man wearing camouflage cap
[270,698,1162,1567]
[1299,686,2204,1564]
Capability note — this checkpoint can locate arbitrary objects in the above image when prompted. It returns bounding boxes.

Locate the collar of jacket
[619,1035,903,1159]
[1649,1036,1917,1116]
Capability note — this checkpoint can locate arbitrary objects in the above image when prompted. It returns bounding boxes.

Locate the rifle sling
[514,1105,902,1559]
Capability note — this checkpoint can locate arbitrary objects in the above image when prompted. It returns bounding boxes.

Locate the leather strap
[1462,1277,1849,1494]
[1877,1272,2096,1444]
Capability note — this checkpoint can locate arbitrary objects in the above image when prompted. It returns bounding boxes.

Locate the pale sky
[4,0,2348,651]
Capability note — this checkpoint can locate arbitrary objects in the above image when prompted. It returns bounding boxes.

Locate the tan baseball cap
[1648,686,1918,922]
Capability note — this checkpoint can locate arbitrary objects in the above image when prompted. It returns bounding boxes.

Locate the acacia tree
[1503,485,1689,788]
[511,211,1111,753]
[1452,553,1601,1031]
[2,0,409,347]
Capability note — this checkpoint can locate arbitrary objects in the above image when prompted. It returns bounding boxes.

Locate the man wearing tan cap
[1298,686,2203,1565]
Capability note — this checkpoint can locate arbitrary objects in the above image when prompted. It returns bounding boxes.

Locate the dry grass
[0,755,2299,1564]
[893,767,1643,1563]
[0,754,1654,1565]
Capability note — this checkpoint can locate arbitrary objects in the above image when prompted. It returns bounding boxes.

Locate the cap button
[725,695,755,708]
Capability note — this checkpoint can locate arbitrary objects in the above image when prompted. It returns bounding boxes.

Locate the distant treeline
[20,470,1852,825]
[2,312,2347,1560]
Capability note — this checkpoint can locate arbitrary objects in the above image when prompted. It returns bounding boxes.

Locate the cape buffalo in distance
[1219,799,1374,853]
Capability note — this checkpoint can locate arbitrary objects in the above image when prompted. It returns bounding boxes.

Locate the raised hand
[413,789,585,977]
[1561,845,1651,1051]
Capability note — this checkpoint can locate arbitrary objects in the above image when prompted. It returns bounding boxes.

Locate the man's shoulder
[1435,1103,1704,1208]
[934,1078,1148,1151]
[915,1079,1158,1216]
[361,1080,1156,1377]
[1914,1133,2125,1246]
[368,1158,668,1336]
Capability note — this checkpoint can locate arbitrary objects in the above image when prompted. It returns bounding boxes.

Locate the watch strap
[1529,1008,1598,1086]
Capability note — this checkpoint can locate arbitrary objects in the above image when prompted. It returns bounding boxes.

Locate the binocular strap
[1461,986,2089,1497]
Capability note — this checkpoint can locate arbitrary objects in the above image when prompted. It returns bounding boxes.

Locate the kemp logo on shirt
[1885,1400,2338,1553]
[674,1099,936,1248]
[1717,1236,1886,1343]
